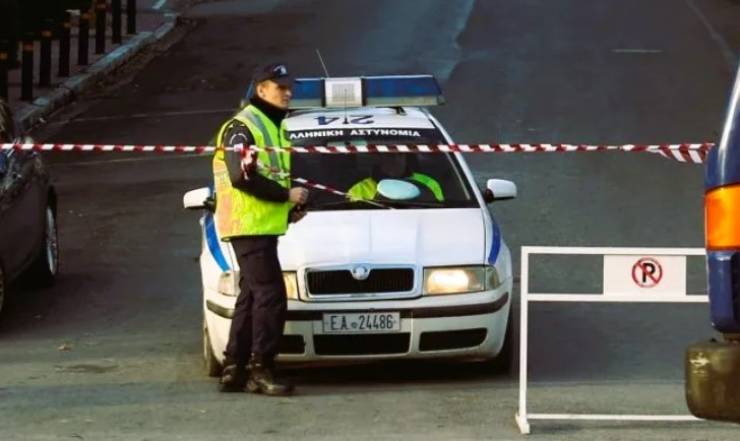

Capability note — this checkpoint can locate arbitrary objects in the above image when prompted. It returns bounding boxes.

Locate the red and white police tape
[0,142,713,163]
[291,178,389,208]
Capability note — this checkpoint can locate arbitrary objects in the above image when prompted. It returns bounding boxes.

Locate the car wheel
[24,205,59,287]
[203,319,222,377]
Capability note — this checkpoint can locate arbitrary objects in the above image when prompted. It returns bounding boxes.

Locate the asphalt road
[1,0,740,440]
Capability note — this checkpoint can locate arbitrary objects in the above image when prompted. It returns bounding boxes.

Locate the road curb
[16,14,181,133]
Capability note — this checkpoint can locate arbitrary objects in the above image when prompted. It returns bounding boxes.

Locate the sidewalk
[6,1,181,132]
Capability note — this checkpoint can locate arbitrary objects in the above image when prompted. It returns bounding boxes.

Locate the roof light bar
[325,78,363,108]
[289,75,444,109]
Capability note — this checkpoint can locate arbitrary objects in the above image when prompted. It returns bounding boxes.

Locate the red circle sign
[631,257,663,288]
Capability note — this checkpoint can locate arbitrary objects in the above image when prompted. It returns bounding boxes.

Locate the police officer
[213,63,308,395]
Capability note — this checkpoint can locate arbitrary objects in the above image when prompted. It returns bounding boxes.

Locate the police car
[184,75,517,375]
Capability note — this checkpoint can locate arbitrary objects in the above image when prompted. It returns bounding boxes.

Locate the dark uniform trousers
[225,235,287,367]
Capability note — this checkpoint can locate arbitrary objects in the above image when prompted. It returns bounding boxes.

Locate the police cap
[252,63,293,87]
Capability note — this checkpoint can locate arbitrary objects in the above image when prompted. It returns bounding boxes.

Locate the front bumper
[206,288,511,362]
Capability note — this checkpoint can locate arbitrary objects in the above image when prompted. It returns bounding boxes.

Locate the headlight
[217,271,300,300]
[283,272,299,300]
[423,266,501,295]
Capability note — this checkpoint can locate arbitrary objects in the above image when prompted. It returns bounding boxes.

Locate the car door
[0,149,43,279]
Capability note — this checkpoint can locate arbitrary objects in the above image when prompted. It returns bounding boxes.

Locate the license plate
[322,312,401,334]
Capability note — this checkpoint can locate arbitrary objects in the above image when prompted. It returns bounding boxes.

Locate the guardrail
[0,0,138,101]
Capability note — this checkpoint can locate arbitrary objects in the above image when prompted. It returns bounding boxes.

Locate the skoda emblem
[351,266,370,281]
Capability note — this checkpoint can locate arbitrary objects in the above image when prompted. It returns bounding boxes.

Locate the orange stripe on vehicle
[706,184,740,250]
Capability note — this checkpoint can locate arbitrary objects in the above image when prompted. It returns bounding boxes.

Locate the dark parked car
[0,99,58,315]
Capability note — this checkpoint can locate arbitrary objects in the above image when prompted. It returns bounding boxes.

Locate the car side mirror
[183,187,214,211]
[483,179,517,204]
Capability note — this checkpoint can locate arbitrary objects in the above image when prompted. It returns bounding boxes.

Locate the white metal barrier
[515,246,708,435]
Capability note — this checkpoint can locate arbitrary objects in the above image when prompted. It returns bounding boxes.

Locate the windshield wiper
[309,196,453,210]
[308,199,392,210]
[379,200,446,208]
[309,199,447,210]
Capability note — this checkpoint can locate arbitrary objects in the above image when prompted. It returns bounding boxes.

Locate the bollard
[0,40,8,100]
[112,0,122,44]
[21,36,34,101]
[59,11,71,77]
[127,0,136,35]
[95,0,107,55]
[78,11,90,65]
[39,20,53,87]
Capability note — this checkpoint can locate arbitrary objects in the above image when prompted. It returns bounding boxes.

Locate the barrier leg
[39,23,52,87]
[78,11,90,65]
[112,0,122,44]
[20,37,33,101]
[95,0,107,54]
[59,12,71,77]
[515,249,531,434]
[127,0,137,35]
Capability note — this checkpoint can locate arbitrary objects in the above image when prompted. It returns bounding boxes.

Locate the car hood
[278,208,485,269]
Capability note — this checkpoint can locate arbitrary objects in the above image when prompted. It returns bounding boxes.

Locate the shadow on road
[281,358,514,388]
[0,272,107,337]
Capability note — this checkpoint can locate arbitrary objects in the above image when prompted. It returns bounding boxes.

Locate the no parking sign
[631,257,663,288]
[604,255,686,296]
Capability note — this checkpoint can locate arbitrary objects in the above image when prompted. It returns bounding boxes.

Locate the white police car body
[184,76,516,374]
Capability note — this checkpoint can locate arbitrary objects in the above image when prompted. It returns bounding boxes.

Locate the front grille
[419,329,487,351]
[314,333,411,355]
[278,335,305,355]
[307,268,414,295]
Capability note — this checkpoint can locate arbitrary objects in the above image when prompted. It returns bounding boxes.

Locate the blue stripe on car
[488,218,501,265]
[205,213,230,271]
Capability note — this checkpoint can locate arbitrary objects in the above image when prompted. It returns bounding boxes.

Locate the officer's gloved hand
[288,187,309,204]
[289,205,307,223]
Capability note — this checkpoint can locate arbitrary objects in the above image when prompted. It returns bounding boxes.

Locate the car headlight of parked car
[423,266,501,295]
[217,271,238,296]
[217,271,299,300]
[283,272,299,300]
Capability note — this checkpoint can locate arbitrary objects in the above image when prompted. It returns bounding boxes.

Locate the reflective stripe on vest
[213,105,292,239]
[237,107,287,183]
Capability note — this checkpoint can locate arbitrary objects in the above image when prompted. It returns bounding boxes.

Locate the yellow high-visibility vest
[213,105,292,238]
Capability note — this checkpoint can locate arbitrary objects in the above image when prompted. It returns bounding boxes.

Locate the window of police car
[288,130,478,210]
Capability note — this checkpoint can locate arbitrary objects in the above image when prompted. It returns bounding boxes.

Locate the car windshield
[289,134,478,211]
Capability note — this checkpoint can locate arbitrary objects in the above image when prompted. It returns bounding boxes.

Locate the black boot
[218,360,247,393]
[246,354,294,396]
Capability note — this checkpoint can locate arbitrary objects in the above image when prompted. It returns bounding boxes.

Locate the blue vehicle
[685,64,740,422]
